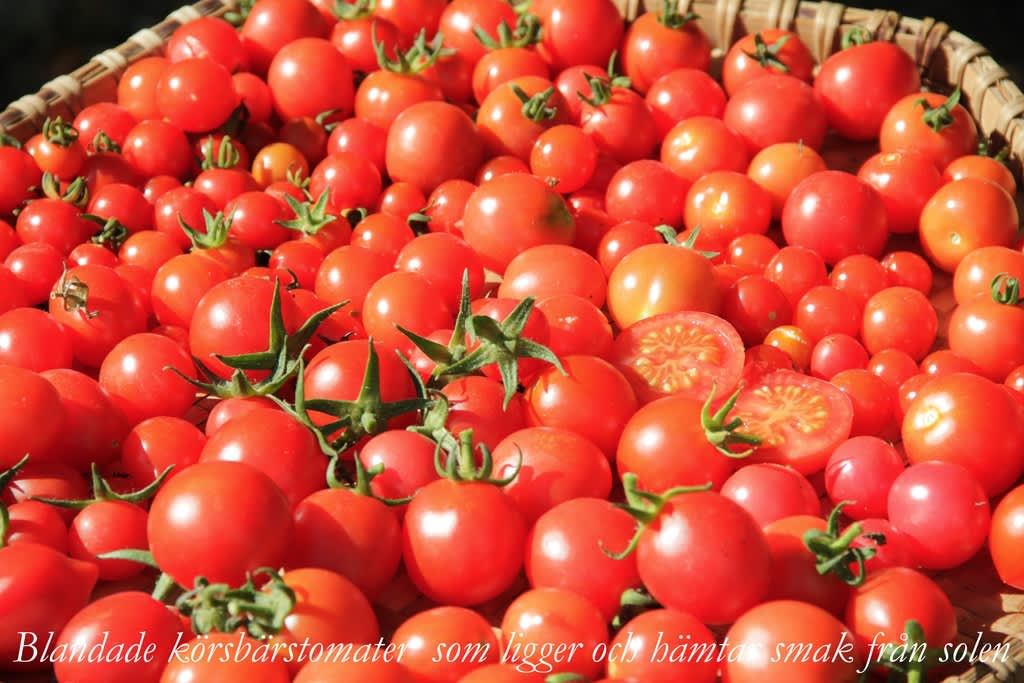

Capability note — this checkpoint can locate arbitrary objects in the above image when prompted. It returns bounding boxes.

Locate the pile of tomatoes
[3,0,1024,681]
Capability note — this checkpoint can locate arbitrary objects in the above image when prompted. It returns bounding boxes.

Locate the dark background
[0,0,1021,106]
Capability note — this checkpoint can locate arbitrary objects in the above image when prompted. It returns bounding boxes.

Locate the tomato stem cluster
[744,32,792,72]
[701,384,762,458]
[803,501,886,587]
[176,568,296,640]
[0,454,29,548]
[917,87,962,133]
[475,14,541,51]
[605,474,713,561]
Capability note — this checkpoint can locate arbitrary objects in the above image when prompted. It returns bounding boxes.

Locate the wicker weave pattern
[1,1,1023,681]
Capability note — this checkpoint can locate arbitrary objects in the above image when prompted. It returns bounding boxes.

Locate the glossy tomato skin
[0,544,99,671]
[888,461,991,570]
[160,632,291,683]
[121,416,206,486]
[953,245,1024,304]
[606,609,718,683]
[98,333,197,427]
[358,430,439,515]
[782,171,889,266]
[861,286,937,361]
[880,91,978,170]
[919,177,1018,273]
[605,159,689,228]
[462,173,575,273]
[148,460,294,587]
[403,479,527,606]
[902,372,1024,497]
[722,600,860,682]
[723,74,827,154]
[535,0,624,72]
[857,150,942,235]
[579,86,658,164]
[846,567,957,659]
[0,366,66,470]
[646,67,726,138]
[385,101,485,195]
[814,41,920,141]
[721,463,820,527]
[269,37,354,121]
[636,491,772,625]
[240,0,329,75]
[362,271,453,356]
[156,58,239,133]
[722,274,793,346]
[294,659,416,683]
[661,116,749,184]
[536,294,614,359]
[53,591,184,683]
[949,290,1024,381]
[763,516,850,615]
[391,607,500,682]
[991,484,1024,589]
[621,9,711,94]
[722,29,814,96]
[526,497,640,622]
[824,436,904,519]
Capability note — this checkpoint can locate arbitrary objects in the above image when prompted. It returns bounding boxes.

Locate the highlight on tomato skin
[3,2,1024,680]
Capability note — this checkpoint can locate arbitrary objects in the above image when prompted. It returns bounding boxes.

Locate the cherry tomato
[945,154,1017,195]
[621,5,710,94]
[646,67,726,138]
[880,90,978,170]
[953,245,1024,304]
[919,177,1018,273]
[825,435,905,519]
[385,101,485,194]
[810,333,869,380]
[723,74,828,154]
[857,150,942,235]
[861,286,937,361]
[990,484,1024,589]
[661,116,749,184]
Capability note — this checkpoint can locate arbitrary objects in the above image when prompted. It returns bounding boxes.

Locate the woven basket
[2,1,1024,681]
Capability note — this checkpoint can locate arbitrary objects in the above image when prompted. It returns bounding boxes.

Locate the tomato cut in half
[731,369,854,475]
[609,311,744,404]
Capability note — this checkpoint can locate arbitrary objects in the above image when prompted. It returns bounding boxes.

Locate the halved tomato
[609,311,744,404]
[731,369,853,475]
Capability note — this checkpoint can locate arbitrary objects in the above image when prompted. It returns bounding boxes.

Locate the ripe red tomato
[880,250,933,294]
[723,29,814,95]
[385,101,485,194]
[814,40,921,141]
[160,632,290,683]
[721,274,793,347]
[0,146,42,215]
[733,370,854,475]
[462,173,575,273]
[949,281,1024,381]
[953,245,1024,304]
[685,170,772,245]
[782,171,889,266]
[535,0,624,72]
[240,0,329,75]
[156,58,239,133]
[919,177,1018,273]
[536,294,614,359]
[861,286,937,361]
[167,15,246,71]
[606,609,718,683]
[810,333,869,380]
[880,90,978,169]
[121,415,205,486]
[747,142,827,219]
[945,153,1017,195]
[723,74,827,154]
[530,124,598,193]
[857,150,942,235]
[579,81,658,164]
[621,6,710,94]
[391,607,500,682]
[721,463,820,527]
[438,0,517,65]
[991,484,1024,589]
[605,159,689,228]
[148,460,293,587]
[98,333,197,427]
[661,116,749,184]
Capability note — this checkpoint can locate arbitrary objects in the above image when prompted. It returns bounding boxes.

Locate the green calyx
[917,87,962,133]
[41,172,89,208]
[744,32,792,72]
[199,136,242,171]
[84,214,129,250]
[701,384,761,458]
[276,190,338,237]
[873,620,944,682]
[577,74,615,108]
[0,132,23,149]
[179,209,233,250]
[176,569,295,640]
[611,586,661,631]
[33,463,173,510]
[41,116,80,147]
[272,341,426,454]
[0,455,30,548]
[375,27,453,74]
[657,0,699,29]
[991,273,1022,305]
[802,501,885,587]
[841,25,874,49]
[654,224,720,259]
[91,131,121,154]
[475,13,541,50]
[50,267,98,320]
[545,675,590,683]
[325,451,412,506]
[223,0,255,26]
[512,84,559,122]
[171,279,343,398]
[333,0,374,21]
[977,136,1011,163]
[605,51,633,89]
[400,270,566,409]
[605,474,713,560]
[434,427,521,485]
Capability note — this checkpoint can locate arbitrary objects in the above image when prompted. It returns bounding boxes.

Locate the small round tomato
[391,607,500,682]
[747,142,827,219]
[815,40,920,141]
[880,90,978,170]
[763,324,813,371]
[867,348,920,388]
[953,245,1024,304]
[945,154,1017,195]
[685,171,771,245]
[857,150,942,235]
[156,58,239,133]
[536,294,614,359]
[887,461,990,570]
[991,484,1024,589]
[764,245,829,309]
[621,5,710,94]
[605,159,689,228]
[362,271,453,356]
[831,368,897,438]
[721,463,820,527]
[793,285,861,344]
[733,370,854,475]
[721,275,793,347]
[723,29,813,95]
[530,124,597,194]
[606,609,718,683]
[98,333,197,427]
[727,233,780,274]
[782,171,889,266]
[500,245,606,307]
[160,632,290,683]
[385,101,485,194]
[810,333,869,380]
[723,74,827,154]
[315,246,394,316]
[825,435,904,519]
[646,67,726,138]
[462,173,575,273]
[534,0,623,72]
[949,280,1024,382]
[861,286,937,361]
[880,250,932,294]
[660,116,749,184]
[828,255,889,310]
[578,81,658,164]
[0,308,73,372]
[121,416,206,486]
[919,177,1018,273]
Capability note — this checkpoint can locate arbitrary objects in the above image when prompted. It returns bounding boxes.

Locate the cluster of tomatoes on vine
[2,0,1024,681]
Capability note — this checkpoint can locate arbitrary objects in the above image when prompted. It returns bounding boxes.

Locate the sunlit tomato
[723,29,813,96]
[251,142,309,188]
[991,484,1024,589]
[156,58,239,133]
[723,74,827,154]
[746,142,827,219]
[721,275,792,347]
[763,324,813,371]
[386,101,485,194]
[605,159,689,228]
[880,90,978,170]
[945,154,1017,195]
[902,372,1024,497]
[438,0,517,65]
[121,415,205,487]
[856,150,942,235]
[782,171,889,266]
[949,284,1024,382]
[97,333,196,427]
[314,245,393,317]
[734,370,854,474]
[529,127,596,194]
[477,77,569,162]
[116,56,168,121]
[815,40,920,141]
[953,245,1024,304]
[867,348,920,388]
[240,0,330,75]
[646,67,726,138]
[362,271,453,356]
[535,295,613,359]
[831,368,898,438]
[880,250,932,294]
[919,177,1018,273]
[607,240,721,329]
[793,285,861,344]
[462,173,575,273]
[887,461,990,570]
[534,0,624,72]
[809,333,868,380]
[660,116,749,184]
[761,514,851,615]
[621,6,710,94]
[578,81,658,164]
[825,436,904,520]
[391,607,500,682]
[605,609,717,682]
[721,463,820,527]
[861,286,937,361]
[160,633,290,683]
[825,255,887,311]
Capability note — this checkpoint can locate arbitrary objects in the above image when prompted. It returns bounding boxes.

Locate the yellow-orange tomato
[944,154,1017,196]
[764,325,812,370]
[953,245,1024,304]
[747,142,827,219]
[606,242,720,330]
[251,142,309,188]
[919,177,1018,273]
